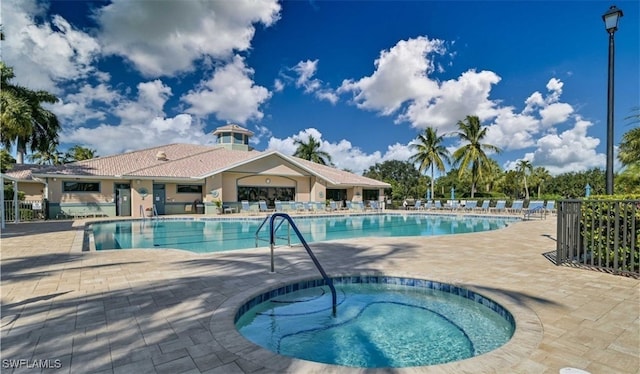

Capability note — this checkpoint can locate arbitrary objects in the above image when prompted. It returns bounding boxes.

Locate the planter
[145,210,153,217]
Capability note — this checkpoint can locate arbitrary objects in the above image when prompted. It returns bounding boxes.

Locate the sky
[2,0,639,177]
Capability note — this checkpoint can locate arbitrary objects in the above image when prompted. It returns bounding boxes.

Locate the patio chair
[544,200,556,214]
[523,200,545,220]
[433,201,443,210]
[328,200,338,211]
[258,200,274,213]
[409,200,422,210]
[477,200,490,213]
[508,200,524,214]
[464,200,477,212]
[274,200,283,212]
[345,201,353,211]
[241,200,257,215]
[490,200,506,214]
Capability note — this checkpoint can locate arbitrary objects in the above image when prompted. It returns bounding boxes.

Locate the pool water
[91,214,516,253]
[235,278,515,368]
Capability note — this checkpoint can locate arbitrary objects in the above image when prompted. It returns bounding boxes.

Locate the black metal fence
[557,199,639,277]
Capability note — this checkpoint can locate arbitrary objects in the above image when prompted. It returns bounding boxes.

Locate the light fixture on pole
[602,5,623,195]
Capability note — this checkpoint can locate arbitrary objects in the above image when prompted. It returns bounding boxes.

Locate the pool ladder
[256,213,337,316]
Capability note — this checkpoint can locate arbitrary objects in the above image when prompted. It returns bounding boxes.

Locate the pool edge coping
[209,270,543,373]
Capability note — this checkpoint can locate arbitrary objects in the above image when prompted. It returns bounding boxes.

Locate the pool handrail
[255,215,290,247]
[268,213,337,316]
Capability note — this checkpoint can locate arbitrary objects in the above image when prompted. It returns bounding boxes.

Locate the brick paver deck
[1,214,638,373]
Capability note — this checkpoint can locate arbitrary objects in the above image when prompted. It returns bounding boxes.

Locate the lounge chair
[544,200,556,214]
[241,200,257,215]
[464,200,477,212]
[508,200,524,214]
[433,201,443,210]
[328,200,338,211]
[490,200,506,214]
[274,200,283,212]
[345,201,353,211]
[370,200,380,211]
[352,201,365,212]
[409,200,422,210]
[477,200,490,213]
[523,200,545,220]
[258,200,274,213]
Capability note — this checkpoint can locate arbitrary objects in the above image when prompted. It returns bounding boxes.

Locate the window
[219,132,232,143]
[177,185,203,193]
[237,186,295,206]
[363,189,379,201]
[63,181,100,192]
[233,132,245,144]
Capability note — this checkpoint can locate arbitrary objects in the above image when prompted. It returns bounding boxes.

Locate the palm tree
[29,142,64,165]
[409,127,450,200]
[531,167,552,198]
[0,62,60,164]
[618,127,640,167]
[65,145,98,162]
[293,135,332,166]
[515,159,533,200]
[452,115,501,198]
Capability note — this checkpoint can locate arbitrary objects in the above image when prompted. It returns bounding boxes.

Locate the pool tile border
[211,271,543,374]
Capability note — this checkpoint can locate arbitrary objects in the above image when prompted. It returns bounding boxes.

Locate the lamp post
[602,5,623,195]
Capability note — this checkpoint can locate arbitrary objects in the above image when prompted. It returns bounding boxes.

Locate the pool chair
[328,200,338,212]
[523,200,545,220]
[345,201,353,211]
[259,200,275,213]
[508,200,524,214]
[433,200,443,210]
[490,200,506,214]
[370,200,380,211]
[241,200,258,215]
[477,200,490,213]
[544,200,556,214]
[274,200,283,212]
[464,200,477,212]
[409,200,422,210]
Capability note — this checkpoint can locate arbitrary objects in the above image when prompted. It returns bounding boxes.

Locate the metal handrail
[268,213,337,316]
[255,215,289,247]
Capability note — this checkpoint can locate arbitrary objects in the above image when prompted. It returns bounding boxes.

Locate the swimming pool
[235,276,515,368]
[91,214,517,253]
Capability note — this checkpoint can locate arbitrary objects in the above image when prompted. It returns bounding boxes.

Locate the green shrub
[580,195,640,273]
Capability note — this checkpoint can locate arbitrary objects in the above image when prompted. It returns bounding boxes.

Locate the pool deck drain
[1,214,638,373]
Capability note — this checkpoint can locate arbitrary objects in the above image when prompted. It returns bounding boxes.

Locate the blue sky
[2,0,639,176]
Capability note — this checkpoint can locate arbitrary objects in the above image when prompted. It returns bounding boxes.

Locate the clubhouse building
[3,124,390,218]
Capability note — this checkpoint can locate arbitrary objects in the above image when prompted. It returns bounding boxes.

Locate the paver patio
[1,214,638,373]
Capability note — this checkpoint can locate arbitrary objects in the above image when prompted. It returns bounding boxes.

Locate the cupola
[212,124,254,151]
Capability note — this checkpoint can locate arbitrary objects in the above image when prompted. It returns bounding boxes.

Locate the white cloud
[266,128,413,175]
[115,80,172,123]
[95,0,281,77]
[339,36,445,115]
[287,60,339,104]
[400,69,501,133]
[61,114,205,156]
[50,83,121,126]
[529,116,604,175]
[182,56,271,123]
[1,0,101,92]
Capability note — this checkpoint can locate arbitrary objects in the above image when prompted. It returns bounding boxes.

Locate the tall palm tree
[0,62,60,164]
[452,115,501,198]
[409,127,450,200]
[515,159,533,200]
[293,135,332,166]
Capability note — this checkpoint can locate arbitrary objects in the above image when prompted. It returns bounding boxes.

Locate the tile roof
[17,143,390,188]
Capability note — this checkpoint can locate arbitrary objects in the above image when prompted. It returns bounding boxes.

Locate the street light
[602,5,623,195]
